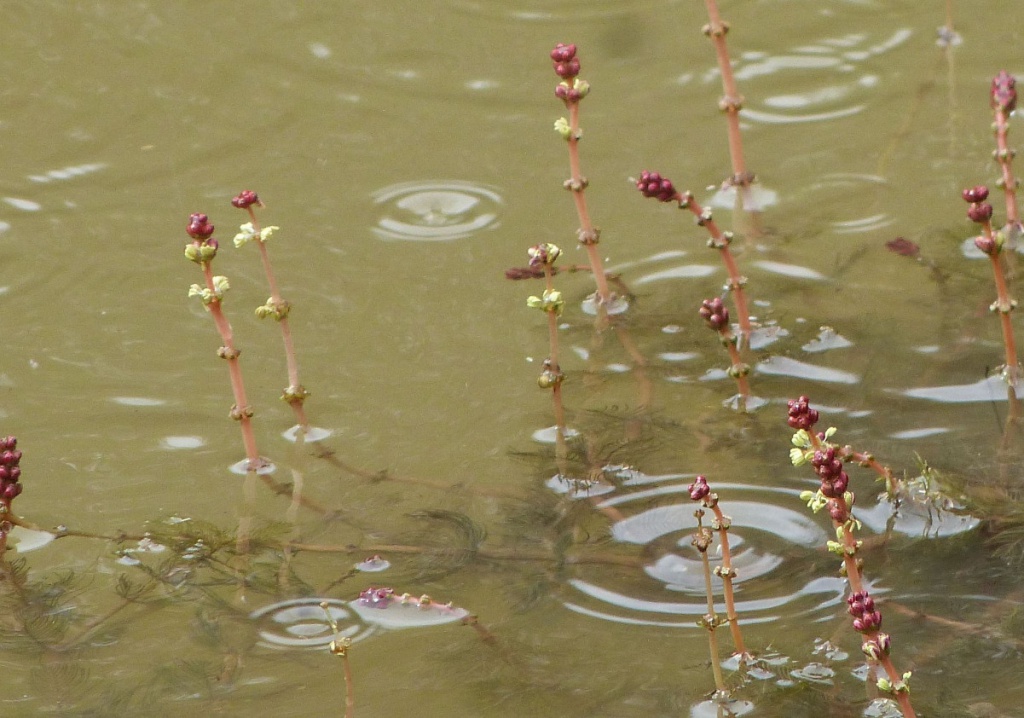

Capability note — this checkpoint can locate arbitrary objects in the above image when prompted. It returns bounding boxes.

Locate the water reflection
[901,374,1019,403]
[371,180,502,241]
[732,29,912,125]
[556,471,848,627]
[787,173,894,235]
[755,356,860,384]
[250,598,375,650]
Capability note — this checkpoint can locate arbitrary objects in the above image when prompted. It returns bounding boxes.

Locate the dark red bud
[231,190,261,209]
[688,475,711,501]
[186,213,215,240]
[967,203,994,223]
[550,43,577,63]
[991,71,1017,113]
[961,185,989,203]
[974,235,997,255]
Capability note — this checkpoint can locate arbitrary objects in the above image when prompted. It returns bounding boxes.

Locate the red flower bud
[961,186,989,204]
[186,213,215,240]
[967,202,994,223]
[231,190,261,209]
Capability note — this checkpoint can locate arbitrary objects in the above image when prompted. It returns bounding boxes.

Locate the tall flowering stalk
[184,213,267,472]
[990,72,1021,237]
[698,297,750,405]
[689,475,748,657]
[321,601,355,718]
[0,436,24,555]
[550,43,613,307]
[787,397,917,718]
[963,185,1021,388]
[231,191,311,434]
[526,243,568,437]
[691,510,729,698]
[636,171,752,341]
[701,0,757,209]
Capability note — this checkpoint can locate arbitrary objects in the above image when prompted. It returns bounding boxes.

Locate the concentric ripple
[250,598,376,650]
[371,180,502,241]
[554,469,850,628]
[730,29,912,125]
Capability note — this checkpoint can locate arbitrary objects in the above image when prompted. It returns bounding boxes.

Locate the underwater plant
[699,0,758,212]
[184,212,269,472]
[788,396,918,718]
[636,172,753,342]
[989,72,1020,237]
[688,475,748,659]
[231,190,313,436]
[962,184,1021,389]
[550,43,615,310]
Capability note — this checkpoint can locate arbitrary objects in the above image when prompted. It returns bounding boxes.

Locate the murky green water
[2,1,1024,716]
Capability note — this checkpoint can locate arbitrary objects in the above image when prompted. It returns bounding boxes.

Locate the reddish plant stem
[839,449,898,498]
[244,206,310,431]
[993,106,1021,232]
[681,193,752,340]
[806,434,917,718]
[722,334,751,399]
[695,526,728,694]
[979,218,1021,385]
[707,503,746,656]
[543,266,567,435]
[702,0,756,211]
[200,262,263,470]
[564,102,612,305]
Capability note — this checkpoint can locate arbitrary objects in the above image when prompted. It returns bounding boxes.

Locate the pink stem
[703,0,755,210]
[245,207,309,430]
[201,263,262,469]
[682,194,753,339]
[994,107,1021,230]
[565,102,612,305]
[709,503,747,656]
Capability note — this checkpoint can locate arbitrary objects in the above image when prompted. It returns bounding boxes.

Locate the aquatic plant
[788,396,918,718]
[231,190,312,435]
[962,185,1021,388]
[320,601,355,718]
[688,475,748,658]
[691,510,729,698]
[989,72,1020,237]
[184,212,268,472]
[0,436,23,554]
[698,297,751,406]
[526,243,568,442]
[700,0,757,211]
[550,43,615,309]
[636,172,753,341]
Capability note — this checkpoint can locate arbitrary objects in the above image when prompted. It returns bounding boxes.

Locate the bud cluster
[811,445,849,499]
[0,436,23,504]
[962,185,1001,254]
[358,586,394,608]
[786,395,819,430]
[231,189,262,210]
[847,590,883,634]
[184,212,219,263]
[528,243,562,267]
[635,171,678,203]
[550,43,580,80]
[698,297,730,332]
[991,70,1018,114]
[688,475,711,502]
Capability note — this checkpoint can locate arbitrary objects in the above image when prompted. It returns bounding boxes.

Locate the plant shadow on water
[4,1,1024,717]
